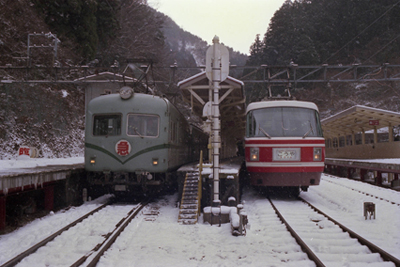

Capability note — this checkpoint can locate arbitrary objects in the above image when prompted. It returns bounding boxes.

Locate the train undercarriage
[86,171,177,199]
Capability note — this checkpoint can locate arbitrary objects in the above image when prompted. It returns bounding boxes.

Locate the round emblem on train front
[115,140,131,156]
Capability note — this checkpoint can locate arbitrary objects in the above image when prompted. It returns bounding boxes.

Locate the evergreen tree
[32,0,120,61]
[248,34,264,66]
[247,0,400,66]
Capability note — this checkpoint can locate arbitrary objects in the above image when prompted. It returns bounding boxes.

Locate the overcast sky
[147,0,286,55]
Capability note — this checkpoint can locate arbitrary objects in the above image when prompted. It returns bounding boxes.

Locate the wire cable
[323,1,400,63]
[365,33,400,63]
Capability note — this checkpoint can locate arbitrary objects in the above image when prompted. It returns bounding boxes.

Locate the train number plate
[115,185,127,191]
[273,148,300,161]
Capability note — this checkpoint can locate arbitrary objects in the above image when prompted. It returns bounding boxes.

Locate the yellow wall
[326,141,400,159]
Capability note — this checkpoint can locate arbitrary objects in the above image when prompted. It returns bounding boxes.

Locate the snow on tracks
[301,174,400,260]
[271,198,396,267]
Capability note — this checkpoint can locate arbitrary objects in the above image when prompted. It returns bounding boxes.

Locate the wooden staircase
[178,172,201,225]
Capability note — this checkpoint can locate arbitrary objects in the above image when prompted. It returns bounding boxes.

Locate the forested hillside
[0,0,246,159]
[248,0,400,66]
[0,0,399,158]
[246,0,400,117]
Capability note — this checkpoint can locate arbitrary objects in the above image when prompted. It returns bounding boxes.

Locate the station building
[322,105,400,188]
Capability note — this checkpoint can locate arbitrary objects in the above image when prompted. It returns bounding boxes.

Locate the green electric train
[85,86,206,197]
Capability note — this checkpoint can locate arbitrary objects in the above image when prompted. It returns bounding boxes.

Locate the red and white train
[244,100,325,195]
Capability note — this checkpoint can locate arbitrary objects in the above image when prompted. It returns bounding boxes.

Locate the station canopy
[178,71,246,143]
[321,105,400,139]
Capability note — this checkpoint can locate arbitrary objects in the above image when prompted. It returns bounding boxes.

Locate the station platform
[178,157,243,176]
[325,158,400,190]
[0,159,85,231]
[0,163,84,195]
[177,157,244,207]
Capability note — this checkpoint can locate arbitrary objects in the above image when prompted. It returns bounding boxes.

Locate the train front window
[127,114,159,137]
[93,114,121,136]
[247,107,323,138]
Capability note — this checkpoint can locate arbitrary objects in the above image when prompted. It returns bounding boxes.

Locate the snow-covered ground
[326,157,400,164]
[302,174,400,259]
[0,156,84,172]
[1,157,399,266]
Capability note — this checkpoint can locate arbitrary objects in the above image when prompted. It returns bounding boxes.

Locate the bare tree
[105,0,165,64]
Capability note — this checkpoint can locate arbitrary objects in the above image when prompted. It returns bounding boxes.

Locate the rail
[300,197,400,266]
[0,202,109,267]
[72,201,147,267]
[270,197,400,267]
[268,198,325,267]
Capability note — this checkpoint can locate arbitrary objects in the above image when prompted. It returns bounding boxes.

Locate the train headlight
[250,147,259,161]
[119,86,134,99]
[152,158,159,166]
[90,157,96,164]
[313,147,322,161]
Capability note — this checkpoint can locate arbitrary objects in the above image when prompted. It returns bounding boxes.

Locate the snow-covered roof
[322,105,400,138]
[246,100,319,113]
[178,71,246,143]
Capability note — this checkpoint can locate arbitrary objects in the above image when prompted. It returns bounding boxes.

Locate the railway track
[245,197,317,266]
[269,197,400,267]
[0,203,109,267]
[1,201,147,267]
[71,202,147,267]
[323,175,400,206]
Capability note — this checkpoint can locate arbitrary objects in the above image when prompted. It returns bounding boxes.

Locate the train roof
[246,100,319,113]
[87,92,172,114]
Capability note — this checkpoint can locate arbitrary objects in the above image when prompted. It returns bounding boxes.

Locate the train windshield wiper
[259,126,271,139]
[303,121,314,138]
[133,127,144,138]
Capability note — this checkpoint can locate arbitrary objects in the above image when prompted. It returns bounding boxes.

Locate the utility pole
[205,36,229,202]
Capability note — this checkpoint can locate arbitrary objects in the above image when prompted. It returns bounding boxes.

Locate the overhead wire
[365,33,400,63]
[323,0,400,64]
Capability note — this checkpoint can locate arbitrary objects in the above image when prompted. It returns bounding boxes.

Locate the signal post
[205,36,229,203]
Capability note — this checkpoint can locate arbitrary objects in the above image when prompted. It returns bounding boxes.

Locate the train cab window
[127,114,159,137]
[247,107,323,138]
[93,114,121,136]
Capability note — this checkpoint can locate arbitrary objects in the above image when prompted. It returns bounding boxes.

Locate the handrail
[198,150,203,216]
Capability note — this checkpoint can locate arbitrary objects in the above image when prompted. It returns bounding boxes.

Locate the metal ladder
[178,172,201,224]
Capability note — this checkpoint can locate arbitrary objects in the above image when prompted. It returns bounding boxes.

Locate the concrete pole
[212,36,221,201]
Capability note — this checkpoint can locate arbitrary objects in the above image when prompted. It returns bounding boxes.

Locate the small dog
[364,202,375,220]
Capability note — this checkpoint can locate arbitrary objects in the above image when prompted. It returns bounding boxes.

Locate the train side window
[170,121,175,142]
[93,114,121,136]
[246,112,255,137]
[127,114,159,137]
[176,122,180,142]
